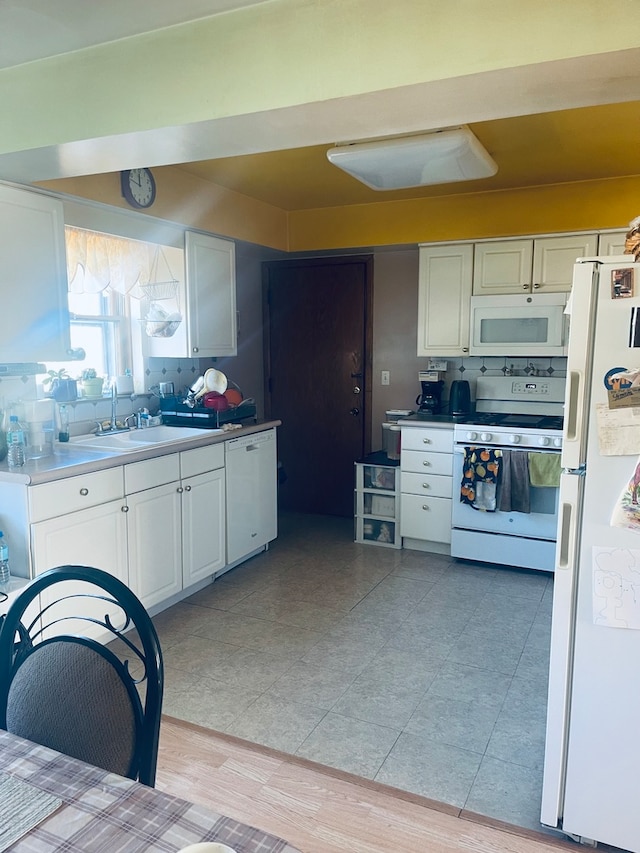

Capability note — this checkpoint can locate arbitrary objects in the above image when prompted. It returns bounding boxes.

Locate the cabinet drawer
[401,428,453,454]
[400,494,452,544]
[29,468,124,522]
[180,442,224,479]
[125,453,180,494]
[401,449,453,476]
[401,471,452,498]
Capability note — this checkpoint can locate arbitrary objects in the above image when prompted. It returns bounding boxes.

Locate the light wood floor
[156,715,578,853]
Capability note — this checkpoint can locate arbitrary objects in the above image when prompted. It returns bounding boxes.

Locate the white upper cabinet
[417,244,473,357]
[185,231,237,357]
[145,231,237,359]
[532,234,598,291]
[473,239,533,295]
[598,231,627,256]
[0,184,70,362]
[473,234,597,295]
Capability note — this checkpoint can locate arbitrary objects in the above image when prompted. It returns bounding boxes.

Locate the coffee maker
[416,371,444,415]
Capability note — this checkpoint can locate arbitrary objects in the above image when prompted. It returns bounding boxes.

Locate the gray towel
[498,450,530,513]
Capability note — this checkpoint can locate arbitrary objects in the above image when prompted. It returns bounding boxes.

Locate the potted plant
[80,368,104,398]
[42,368,78,402]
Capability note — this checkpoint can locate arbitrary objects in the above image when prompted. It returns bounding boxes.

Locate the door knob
[353,386,361,394]
[350,407,360,416]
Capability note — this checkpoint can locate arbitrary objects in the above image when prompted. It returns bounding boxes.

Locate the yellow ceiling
[174,102,640,212]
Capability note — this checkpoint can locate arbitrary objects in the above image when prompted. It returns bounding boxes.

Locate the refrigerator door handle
[562,261,598,471]
[564,370,582,450]
[541,471,583,829]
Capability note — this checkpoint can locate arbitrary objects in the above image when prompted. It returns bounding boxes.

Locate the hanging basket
[143,302,182,338]
[141,247,182,337]
[140,280,179,302]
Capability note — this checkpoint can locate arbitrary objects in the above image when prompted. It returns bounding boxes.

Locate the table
[0,731,301,853]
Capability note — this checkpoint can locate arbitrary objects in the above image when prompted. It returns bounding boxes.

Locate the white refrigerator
[542,255,640,851]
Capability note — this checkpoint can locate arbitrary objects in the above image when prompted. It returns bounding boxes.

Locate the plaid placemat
[0,773,61,853]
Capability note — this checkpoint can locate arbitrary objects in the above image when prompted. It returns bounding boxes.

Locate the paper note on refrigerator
[592,547,640,629]
[595,403,640,455]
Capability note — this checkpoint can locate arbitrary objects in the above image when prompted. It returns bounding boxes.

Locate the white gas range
[451,376,566,572]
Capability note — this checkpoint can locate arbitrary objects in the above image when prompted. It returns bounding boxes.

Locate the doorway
[263,256,373,517]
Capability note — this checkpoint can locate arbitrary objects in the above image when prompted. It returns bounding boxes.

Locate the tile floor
[156,512,554,835]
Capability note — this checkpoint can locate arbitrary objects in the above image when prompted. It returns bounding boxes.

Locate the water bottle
[0,530,9,585]
[58,404,70,443]
[6,415,26,468]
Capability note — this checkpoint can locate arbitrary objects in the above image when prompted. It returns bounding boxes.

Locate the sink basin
[72,425,220,453]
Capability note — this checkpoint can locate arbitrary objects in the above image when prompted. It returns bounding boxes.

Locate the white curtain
[65,226,154,295]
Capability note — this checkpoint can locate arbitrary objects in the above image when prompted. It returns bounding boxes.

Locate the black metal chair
[0,566,163,787]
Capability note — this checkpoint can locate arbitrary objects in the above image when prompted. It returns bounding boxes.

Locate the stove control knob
[553,437,562,448]
[538,436,550,446]
[466,431,478,441]
[509,434,520,444]
[480,432,492,442]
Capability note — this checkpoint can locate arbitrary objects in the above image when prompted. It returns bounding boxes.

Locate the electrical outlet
[381,370,390,386]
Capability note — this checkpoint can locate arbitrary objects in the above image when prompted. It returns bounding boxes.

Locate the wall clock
[120,168,156,209]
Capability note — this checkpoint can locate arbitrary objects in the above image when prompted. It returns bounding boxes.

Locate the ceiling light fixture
[326,127,497,190]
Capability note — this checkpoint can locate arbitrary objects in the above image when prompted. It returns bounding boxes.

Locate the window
[67,288,130,379]
[46,227,180,385]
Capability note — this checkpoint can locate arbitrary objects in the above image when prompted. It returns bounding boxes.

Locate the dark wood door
[264,257,372,517]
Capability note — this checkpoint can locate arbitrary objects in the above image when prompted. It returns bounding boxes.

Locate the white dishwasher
[224,428,278,567]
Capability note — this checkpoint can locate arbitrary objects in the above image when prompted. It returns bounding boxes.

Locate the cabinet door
[31,499,128,639]
[127,482,182,609]
[0,184,70,361]
[417,245,473,357]
[400,494,452,543]
[185,231,237,357]
[182,468,226,586]
[473,240,533,294]
[532,234,597,292]
[598,231,628,256]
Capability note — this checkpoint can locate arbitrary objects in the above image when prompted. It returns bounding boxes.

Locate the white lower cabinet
[1,429,272,621]
[29,469,128,638]
[126,479,183,610]
[181,445,226,586]
[400,426,454,549]
[125,443,226,609]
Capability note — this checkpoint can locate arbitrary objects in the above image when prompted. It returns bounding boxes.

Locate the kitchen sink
[71,425,221,453]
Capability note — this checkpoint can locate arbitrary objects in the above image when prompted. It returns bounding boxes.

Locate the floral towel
[461,447,503,511]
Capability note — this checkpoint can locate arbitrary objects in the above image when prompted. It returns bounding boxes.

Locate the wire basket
[140,281,178,301]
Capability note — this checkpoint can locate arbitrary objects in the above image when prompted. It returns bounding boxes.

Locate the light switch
[381,370,390,386]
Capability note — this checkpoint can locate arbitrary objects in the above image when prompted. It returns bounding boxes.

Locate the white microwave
[469,293,568,356]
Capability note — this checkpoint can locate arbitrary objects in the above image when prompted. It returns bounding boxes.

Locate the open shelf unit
[354,452,401,549]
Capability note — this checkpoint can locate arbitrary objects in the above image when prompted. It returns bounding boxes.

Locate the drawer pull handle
[422,504,430,510]
[422,460,430,467]
[422,483,430,489]
[79,488,89,496]
[422,438,431,444]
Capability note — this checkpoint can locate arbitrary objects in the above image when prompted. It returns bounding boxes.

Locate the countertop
[397,413,459,428]
[0,420,281,486]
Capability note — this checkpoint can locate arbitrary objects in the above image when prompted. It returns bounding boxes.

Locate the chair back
[0,566,163,786]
